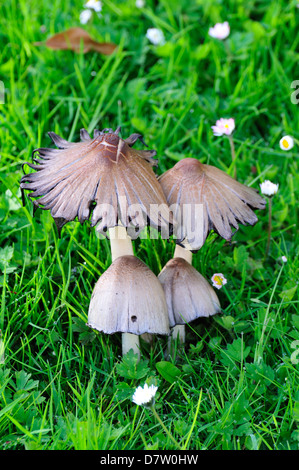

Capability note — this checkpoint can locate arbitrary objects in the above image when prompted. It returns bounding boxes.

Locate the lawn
[0,0,298,451]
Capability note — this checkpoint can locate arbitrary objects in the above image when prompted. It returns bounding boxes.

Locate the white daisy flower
[281,256,287,263]
[260,180,279,197]
[84,0,102,12]
[211,273,227,290]
[146,28,165,46]
[208,21,230,40]
[279,135,294,151]
[136,0,145,7]
[211,118,235,136]
[132,384,158,407]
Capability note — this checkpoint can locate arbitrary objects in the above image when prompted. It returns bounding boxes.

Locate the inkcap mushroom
[20,127,174,356]
[158,257,221,346]
[158,157,266,344]
[88,255,170,358]
[158,157,266,252]
[20,127,172,239]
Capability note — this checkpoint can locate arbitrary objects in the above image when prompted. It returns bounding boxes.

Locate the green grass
[0,0,298,451]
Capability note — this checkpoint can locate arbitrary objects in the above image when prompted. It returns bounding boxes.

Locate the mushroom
[20,127,172,239]
[88,255,170,358]
[20,127,174,355]
[158,157,266,343]
[158,256,221,345]
[158,157,266,252]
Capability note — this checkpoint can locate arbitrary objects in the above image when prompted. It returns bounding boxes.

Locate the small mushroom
[88,255,170,358]
[158,256,221,346]
[159,243,193,344]
[158,157,266,251]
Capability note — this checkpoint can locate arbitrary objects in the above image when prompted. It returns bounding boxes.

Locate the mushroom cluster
[20,126,265,358]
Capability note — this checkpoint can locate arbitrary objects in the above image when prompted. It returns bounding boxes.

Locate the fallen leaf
[34,27,117,55]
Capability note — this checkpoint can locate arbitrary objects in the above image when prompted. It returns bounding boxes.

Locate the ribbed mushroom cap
[158,158,266,251]
[20,128,172,238]
[87,255,170,335]
[158,257,221,327]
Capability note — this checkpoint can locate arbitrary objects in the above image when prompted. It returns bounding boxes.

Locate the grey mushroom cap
[158,257,221,327]
[87,255,170,335]
[20,127,173,238]
[158,158,266,251]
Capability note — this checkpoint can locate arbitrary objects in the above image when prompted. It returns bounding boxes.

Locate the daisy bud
[208,21,230,40]
[79,9,92,24]
[146,28,165,46]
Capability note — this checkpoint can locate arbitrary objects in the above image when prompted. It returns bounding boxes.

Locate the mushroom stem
[121,332,140,359]
[173,244,192,264]
[109,225,134,262]
[171,324,185,344]
[169,244,193,349]
[109,225,140,358]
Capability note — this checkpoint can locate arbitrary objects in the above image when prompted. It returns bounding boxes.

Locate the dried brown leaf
[35,27,117,55]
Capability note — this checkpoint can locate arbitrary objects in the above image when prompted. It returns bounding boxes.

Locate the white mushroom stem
[109,225,140,359]
[173,244,192,264]
[171,244,193,345]
[121,333,140,358]
[109,225,134,262]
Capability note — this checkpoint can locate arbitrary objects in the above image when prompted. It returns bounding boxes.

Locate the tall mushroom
[20,127,173,355]
[158,157,266,342]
